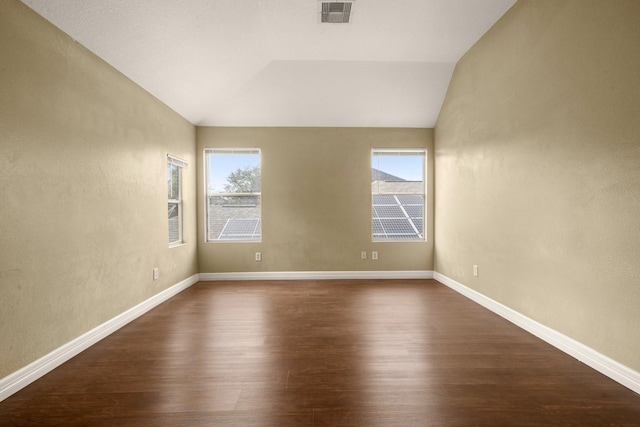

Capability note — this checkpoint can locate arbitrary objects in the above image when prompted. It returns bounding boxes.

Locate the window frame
[204,148,262,243]
[371,148,426,242]
[168,155,187,247]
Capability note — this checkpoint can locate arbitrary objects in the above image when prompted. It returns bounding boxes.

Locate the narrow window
[372,149,426,241]
[205,149,261,242]
[168,155,187,246]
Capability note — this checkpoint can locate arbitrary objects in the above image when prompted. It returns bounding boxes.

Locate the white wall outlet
[473,265,478,277]
[361,251,367,260]
[372,251,378,260]
[153,267,159,281]
[255,252,262,262]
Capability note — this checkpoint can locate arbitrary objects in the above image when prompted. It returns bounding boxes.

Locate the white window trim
[204,148,262,243]
[168,155,187,247]
[371,148,427,243]
[168,155,188,168]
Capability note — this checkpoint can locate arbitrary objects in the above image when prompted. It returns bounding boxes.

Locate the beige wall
[197,127,434,273]
[435,0,640,371]
[0,1,197,377]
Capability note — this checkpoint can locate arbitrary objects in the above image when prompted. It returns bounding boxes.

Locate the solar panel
[373,195,398,205]
[372,218,384,234]
[396,195,423,205]
[372,193,424,240]
[218,219,261,240]
[404,205,423,218]
[372,205,405,218]
[208,197,262,241]
[379,218,413,233]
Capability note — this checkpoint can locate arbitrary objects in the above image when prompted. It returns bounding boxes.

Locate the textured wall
[435,0,640,370]
[197,127,434,273]
[0,1,197,377]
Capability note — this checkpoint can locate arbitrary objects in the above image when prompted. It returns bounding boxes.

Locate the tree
[224,166,260,193]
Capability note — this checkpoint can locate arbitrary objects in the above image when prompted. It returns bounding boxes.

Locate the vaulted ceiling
[22,0,516,128]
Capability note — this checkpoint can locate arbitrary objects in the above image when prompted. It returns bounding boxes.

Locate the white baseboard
[199,270,434,281]
[0,274,199,402]
[434,272,640,396]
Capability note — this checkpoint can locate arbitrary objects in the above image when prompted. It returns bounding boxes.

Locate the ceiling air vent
[320,2,353,24]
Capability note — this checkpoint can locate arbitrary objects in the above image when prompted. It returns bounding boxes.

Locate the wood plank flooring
[1,279,639,426]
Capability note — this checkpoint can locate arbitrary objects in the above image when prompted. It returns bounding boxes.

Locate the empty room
[1,0,639,425]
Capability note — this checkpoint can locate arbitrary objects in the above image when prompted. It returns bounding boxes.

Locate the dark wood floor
[1,279,639,426]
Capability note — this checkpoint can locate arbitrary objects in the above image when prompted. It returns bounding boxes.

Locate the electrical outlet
[153,267,159,281]
[372,251,378,260]
[361,251,367,260]
[255,252,262,262]
[473,265,478,277]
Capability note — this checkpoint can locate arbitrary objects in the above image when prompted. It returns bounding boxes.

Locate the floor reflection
[353,283,446,418]
[155,283,270,415]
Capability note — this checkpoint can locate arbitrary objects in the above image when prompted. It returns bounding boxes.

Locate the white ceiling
[22,0,516,128]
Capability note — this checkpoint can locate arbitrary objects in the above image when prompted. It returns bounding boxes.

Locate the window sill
[372,239,428,243]
[205,240,262,244]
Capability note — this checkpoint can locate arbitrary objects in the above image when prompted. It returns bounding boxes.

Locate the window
[372,149,426,241]
[168,155,187,246]
[205,148,261,242]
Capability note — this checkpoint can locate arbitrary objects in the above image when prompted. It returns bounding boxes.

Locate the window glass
[168,156,187,246]
[205,149,261,242]
[372,150,426,241]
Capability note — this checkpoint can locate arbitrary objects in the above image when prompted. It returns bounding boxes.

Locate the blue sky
[207,153,260,192]
[372,153,424,181]
[207,151,424,192]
